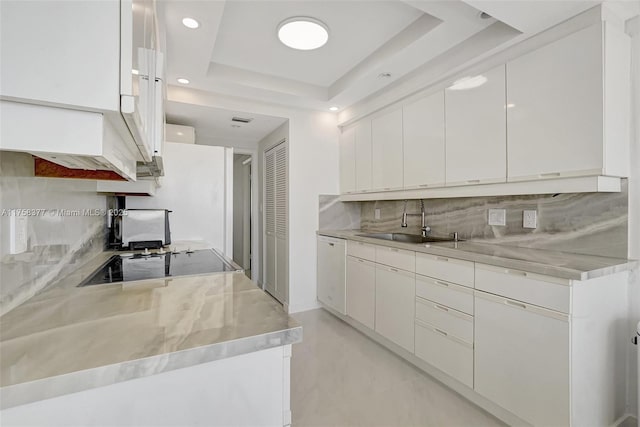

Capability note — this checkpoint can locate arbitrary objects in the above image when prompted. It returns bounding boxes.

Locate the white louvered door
[264,141,287,304]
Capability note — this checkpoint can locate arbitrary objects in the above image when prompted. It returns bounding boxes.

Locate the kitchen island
[0,250,301,426]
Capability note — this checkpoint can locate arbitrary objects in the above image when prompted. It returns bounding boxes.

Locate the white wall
[167,86,340,312]
[127,142,231,253]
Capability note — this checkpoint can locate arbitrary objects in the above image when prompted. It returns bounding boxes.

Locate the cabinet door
[317,238,346,314]
[346,256,376,329]
[403,92,445,188]
[372,109,403,191]
[445,65,506,186]
[355,120,373,192]
[474,292,570,426]
[507,25,604,181]
[375,265,415,352]
[339,127,356,194]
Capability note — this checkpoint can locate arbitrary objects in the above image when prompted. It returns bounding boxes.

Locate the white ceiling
[158,0,623,117]
[165,100,287,148]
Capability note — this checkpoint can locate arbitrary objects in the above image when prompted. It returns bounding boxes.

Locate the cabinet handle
[436,257,449,262]
[328,243,334,247]
[540,172,561,178]
[358,259,365,263]
[505,300,527,310]
[434,304,449,312]
[389,268,398,272]
[384,187,392,191]
[434,280,450,287]
[434,328,448,337]
[466,180,480,184]
[505,269,527,277]
[419,184,430,188]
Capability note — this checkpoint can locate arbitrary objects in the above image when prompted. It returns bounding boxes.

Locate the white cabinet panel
[339,127,356,194]
[415,297,473,344]
[346,241,376,262]
[375,246,415,272]
[375,265,415,352]
[445,65,506,186]
[475,291,570,426]
[415,320,473,388]
[415,253,474,288]
[415,274,474,315]
[507,25,605,181]
[475,264,571,313]
[346,256,376,329]
[355,120,373,192]
[372,109,403,191]
[403,92,445,188]
[317,237,346,314]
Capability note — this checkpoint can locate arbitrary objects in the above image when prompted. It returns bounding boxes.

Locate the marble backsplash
[319,195,361,230]
[0,152,106,315]
[358,181,629,259]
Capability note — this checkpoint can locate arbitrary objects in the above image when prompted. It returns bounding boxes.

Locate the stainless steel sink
[357,233,460,244]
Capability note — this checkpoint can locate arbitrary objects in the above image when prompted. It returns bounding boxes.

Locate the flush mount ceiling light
[329,106,339,112]
[448,75,488,90]
[177,78,190,84]
[182,17,199,29]
[277,17,329,51]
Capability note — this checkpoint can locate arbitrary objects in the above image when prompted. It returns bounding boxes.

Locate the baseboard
[288,299,321,314]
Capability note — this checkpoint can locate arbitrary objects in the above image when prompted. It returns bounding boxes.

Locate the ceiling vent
[231,116,253,124]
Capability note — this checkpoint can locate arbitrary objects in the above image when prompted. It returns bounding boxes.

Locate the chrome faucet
[401,199,431,237]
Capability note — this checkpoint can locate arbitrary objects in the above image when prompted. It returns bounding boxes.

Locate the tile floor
[291,309,504,427]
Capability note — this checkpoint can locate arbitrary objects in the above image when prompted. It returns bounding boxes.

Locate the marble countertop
[318,230,636,280]
[0,250,301,409]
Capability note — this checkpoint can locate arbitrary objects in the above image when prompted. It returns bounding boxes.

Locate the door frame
[234,148,258,283]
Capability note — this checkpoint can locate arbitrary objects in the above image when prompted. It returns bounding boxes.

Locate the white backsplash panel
[359,181,628,259]
[0,152,106,315]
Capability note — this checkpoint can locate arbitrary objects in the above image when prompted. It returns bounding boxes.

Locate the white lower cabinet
[317,237,346,314]
[474,291,570,426]
[346,256,376,330]
[415,319,473,388]
[375,265,415,352]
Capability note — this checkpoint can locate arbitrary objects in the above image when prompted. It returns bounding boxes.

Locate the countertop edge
[317,230,637,281]
[0,325,302,410]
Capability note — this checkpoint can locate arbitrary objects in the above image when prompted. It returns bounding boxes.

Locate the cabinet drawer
[415,297,473,344]
[415,274,474,315]
[415,320,473,388]
[415,253,474,287]
[475,264,571,313]
[347,240,376,262]
[375,246,415,272]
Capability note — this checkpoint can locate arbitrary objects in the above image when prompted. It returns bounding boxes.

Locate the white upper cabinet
[355,120,373,192]
[339,127,356,194]
[0,0,164,176]
[445,65,506,186]
[507,23,630,181]
[372,108,404,191]
[403,91,445,188]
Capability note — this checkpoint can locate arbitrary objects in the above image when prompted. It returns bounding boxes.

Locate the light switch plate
[488,209,506,226]
[523,210,538,229]
[374,209,381,220]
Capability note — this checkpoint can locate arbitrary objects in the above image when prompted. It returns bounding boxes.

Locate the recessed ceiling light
[329,106,339,112]
[182,17,199,29]
[131,69,139,75]
[277,17,329,51]
[177,78,190,84]
[448,75,488,90]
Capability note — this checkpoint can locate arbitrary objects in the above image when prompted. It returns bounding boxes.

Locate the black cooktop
[78,249,238,287]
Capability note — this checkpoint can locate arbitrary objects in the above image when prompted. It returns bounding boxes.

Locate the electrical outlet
[488,209,506,226]
[523,210,537,229]
[374,209,381,220]
[9,215,28,254]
